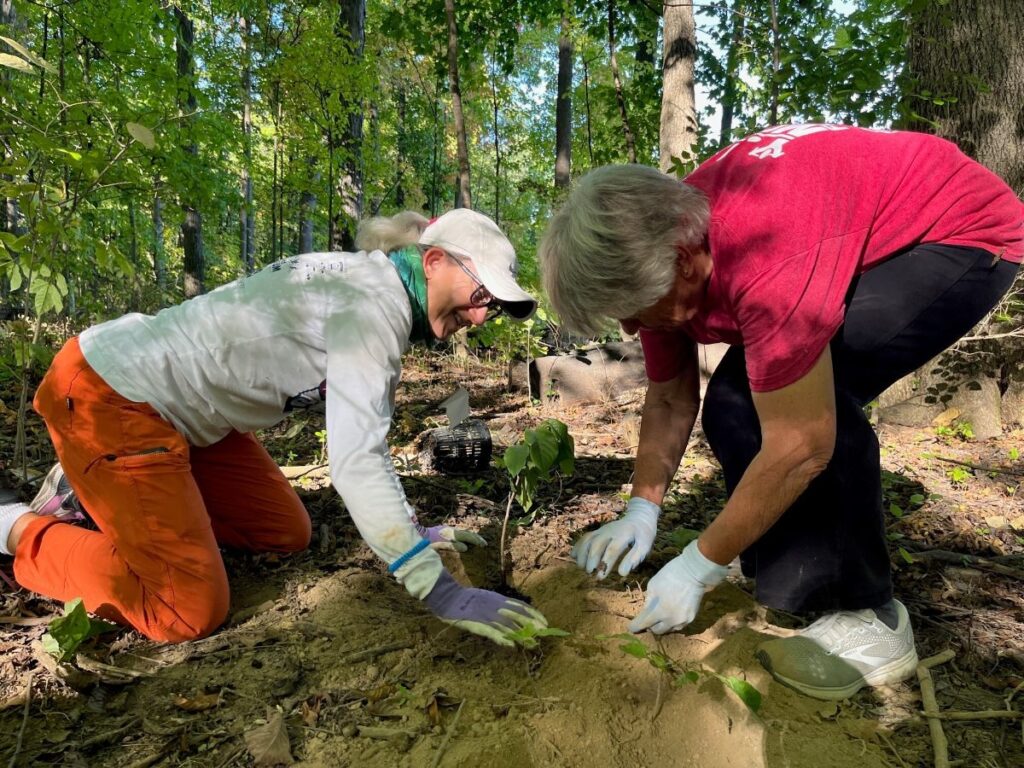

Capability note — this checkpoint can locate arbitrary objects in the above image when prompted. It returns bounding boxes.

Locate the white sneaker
[756,599,918,700]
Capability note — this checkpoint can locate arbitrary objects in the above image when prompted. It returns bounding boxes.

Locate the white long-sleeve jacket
[79,250,442,598]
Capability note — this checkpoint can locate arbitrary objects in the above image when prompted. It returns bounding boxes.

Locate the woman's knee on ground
[150,584,231,643]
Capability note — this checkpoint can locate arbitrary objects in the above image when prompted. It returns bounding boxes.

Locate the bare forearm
[632,404,698,504]
[699,444,829,565]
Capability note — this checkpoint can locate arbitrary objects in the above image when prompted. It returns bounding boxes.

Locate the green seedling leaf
[718,675,762,713]
[898,547,915,564]
[41,598,118,663]
[502,444,530,478]
[675,670,700,686]
[598,633,651,660]
[506,623,570,649]
[889,503,903,519]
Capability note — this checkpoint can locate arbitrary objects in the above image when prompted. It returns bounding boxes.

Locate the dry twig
[7,671,32,768]
[917,649,956,768]
[430,699,465,768]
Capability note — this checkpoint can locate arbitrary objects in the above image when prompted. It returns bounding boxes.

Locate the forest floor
[1,349,1023,768]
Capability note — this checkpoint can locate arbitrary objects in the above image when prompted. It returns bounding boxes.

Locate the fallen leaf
[244,710,293,767]
[173,692,221,712]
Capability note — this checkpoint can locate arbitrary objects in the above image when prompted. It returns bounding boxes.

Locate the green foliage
[934,421,975,441]
[468,307,550,363]
[41,599,119,663]
[599,633,762,713]
[497,418,575,515]
[505,623,571,649]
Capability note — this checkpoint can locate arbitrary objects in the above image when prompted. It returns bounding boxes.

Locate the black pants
[701,245,1019,613]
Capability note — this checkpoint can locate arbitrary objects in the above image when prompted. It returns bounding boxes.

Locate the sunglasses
[447,254,504,320]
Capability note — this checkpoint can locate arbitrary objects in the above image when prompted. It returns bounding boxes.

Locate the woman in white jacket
[1,208,546,645]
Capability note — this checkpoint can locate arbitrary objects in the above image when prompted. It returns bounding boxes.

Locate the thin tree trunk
[720,0,746,147]
[490,54,501,223]
[768,0,780,125]
[583,57,595,168]
[555,12,573,188]
[445,0,472,208]
[396,85,407,207]
[175,5,204,297]
[152,178,166,299]
[331,0,365,250]
[608,0,636,163]
[659,0,698,173]
[239,14,255,273]
[298,157,318,253]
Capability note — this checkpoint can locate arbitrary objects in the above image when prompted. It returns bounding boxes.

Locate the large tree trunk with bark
[905,0,1024,193]
[445,0,472,209]
[175,5,204,297]
[895,0,1024,436]
[555,12,573,189]
[659,0,698,173]
[331,0,365,251]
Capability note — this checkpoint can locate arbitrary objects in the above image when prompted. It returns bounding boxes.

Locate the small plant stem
[430,699,465,768]
[499,492,515,589]
[651,671,665,723]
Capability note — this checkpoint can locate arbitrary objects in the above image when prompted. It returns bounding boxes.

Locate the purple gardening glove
[415,522,487,553]
[422,570,548,647]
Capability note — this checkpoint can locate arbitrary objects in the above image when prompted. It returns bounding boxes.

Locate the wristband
[387,538,431,574]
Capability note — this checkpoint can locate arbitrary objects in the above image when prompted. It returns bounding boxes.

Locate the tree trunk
[445,0,472,209]
[904,0,1024,194]
[175,5,204,297]
[659,0,698,173]
[331,0,365,251]
[239,14,255,273]
[607,0,636,163]
[720,0,746,147]
[583,57,595,168]
[767,0,780,125]
[152,178,166,299]
[555,12,573,189]
[396,85,407,207]
[298,157,318,253]
[490,54,501,223]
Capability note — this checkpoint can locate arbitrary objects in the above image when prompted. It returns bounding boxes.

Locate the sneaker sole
[29,464,65,516]
[757,647,920,700]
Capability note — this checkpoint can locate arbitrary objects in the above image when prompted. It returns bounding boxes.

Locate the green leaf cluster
[598,633,762,713]
[497,418,575,514]
[41,598,119,663]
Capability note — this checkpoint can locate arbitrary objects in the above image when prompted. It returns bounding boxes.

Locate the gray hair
[354,210,429,254]
[539,164,710,337]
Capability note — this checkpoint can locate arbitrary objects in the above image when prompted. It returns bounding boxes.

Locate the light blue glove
[573,497,659,579]
[628,539,728,635]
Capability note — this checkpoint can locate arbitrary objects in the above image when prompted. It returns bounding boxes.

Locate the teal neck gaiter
[388,246,434,345]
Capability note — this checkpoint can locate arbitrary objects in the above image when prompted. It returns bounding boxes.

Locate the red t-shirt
[640,125,1024,392]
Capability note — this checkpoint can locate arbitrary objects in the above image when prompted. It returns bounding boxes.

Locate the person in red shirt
[540,125,1022,700]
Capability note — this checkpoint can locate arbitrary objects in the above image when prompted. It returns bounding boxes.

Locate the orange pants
[16,338,312,642]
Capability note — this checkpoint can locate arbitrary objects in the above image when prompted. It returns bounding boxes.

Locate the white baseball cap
[419,208,537,320]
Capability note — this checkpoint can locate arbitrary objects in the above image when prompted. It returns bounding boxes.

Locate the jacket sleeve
[322,293,443,599]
